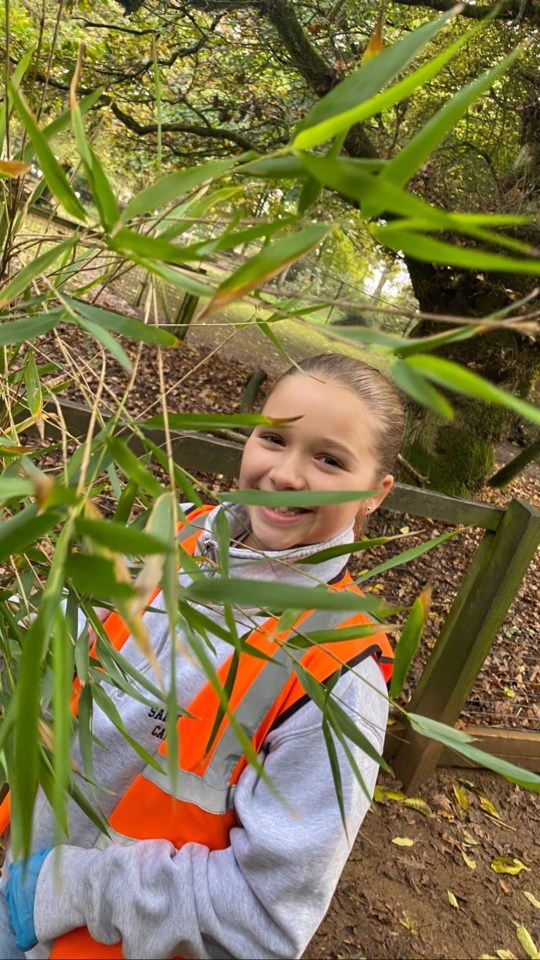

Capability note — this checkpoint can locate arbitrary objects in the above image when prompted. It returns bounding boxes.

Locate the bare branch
[110,102,255,150]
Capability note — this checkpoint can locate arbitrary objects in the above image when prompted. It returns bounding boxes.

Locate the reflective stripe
[142,766,235,815]
[140,606,364,811]
[142,641,293,812]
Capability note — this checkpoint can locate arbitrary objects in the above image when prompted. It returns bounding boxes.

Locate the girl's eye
[318,454,343,469]
[261,433,285,446]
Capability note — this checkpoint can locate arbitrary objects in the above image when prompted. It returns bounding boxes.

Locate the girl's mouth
[259,506,311,522]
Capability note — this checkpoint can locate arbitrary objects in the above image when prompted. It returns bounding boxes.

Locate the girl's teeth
[274,507,304,515]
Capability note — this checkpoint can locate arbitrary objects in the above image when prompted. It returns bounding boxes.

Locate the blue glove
[5,849,51,951]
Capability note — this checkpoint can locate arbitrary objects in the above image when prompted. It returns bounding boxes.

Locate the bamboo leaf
[9,81,87,221]
[356,530,461,584]
[293,9,469,149]
[1,48,35,149]
[0,504,63,563]
[106,436,164,498]
[296,533,408,564]
[0,239,76,310]
[158,185,242,240]
[67,555,138,600]
[370,225,540,279]
[0,160,31,178]
[91,684,165,772]
[63,298,179,346]
[0,477,36,502]
[321,717,347,832]
[70,82,120,231]
[11,520,73,857]
[76,684,94,785]
[21,90,103,163]
[381,49,520,189]
[286,623,395,650]
[130,257,214,298]
[109,227,193,264]
[24,351,43,420]
[76,517,171,555]
[408,714,540,791]
[220,489,374,507]
[406,355,540,428]
[392,360,454,420]
[144,412,285,430]
[294,660,390,773]
[184,577,392,617]
[73,314,132,371]
[122,158,237,222]
[390,585,431,699]
[52,611,74,830]
[200,224,332,318]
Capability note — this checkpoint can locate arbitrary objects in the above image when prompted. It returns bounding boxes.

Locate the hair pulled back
[269,354,405,480]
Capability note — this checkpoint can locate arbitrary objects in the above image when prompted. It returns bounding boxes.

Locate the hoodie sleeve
[34,657,388,960]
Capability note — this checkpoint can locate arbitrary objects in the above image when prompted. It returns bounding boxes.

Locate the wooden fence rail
[23,399,540,787]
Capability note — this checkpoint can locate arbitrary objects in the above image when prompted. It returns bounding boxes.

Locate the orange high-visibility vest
[1,505,393,960]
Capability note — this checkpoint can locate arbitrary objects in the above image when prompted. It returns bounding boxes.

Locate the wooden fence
[28,399,540,790]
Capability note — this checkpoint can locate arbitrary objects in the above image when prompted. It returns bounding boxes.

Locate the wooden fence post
[391,497,540,792]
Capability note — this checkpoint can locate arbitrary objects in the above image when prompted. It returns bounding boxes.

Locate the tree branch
[390,0,539,20]
[109,102,255,150]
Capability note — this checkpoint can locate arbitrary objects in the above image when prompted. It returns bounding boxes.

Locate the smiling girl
[2,354,405,960]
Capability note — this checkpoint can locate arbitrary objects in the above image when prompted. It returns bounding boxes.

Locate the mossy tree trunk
[402,262,540,496]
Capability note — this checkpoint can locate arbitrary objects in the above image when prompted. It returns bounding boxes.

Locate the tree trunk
[400,270,540,495]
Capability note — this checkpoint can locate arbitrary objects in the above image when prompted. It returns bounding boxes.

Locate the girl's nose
[269,457,306,490]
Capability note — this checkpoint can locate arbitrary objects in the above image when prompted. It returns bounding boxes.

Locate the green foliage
[1,10,539,858]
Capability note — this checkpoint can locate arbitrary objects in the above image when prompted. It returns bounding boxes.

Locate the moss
[403,426,495,497]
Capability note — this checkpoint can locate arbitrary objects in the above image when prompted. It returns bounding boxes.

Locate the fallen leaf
[516,924,540,960]
[461,850,477,870]
[460,828,479,846]
[480,796,500,818]
[403,797,433,817]
[447,890,458,908]
[491,857,530,875]
[523,892,540,909]
[453,784,470,814]
[399,916,418,934]
[373,786,406,803]
[495,950,517,960]
[392,837,414,847]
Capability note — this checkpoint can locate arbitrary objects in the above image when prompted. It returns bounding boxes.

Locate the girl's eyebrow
[319,439,355,458]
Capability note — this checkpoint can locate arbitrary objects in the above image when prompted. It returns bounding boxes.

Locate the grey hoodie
[20,505,389,959]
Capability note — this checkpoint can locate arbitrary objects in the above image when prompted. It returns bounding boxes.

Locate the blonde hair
[268,354,405,480]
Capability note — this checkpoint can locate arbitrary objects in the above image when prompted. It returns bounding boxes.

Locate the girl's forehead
[264,374,363,414]
[262,375,378,449]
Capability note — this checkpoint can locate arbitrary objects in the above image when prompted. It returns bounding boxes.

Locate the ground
[306,767,540,960]
[36,307,540,960]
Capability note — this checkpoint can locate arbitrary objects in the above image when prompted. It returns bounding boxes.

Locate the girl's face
[239,374,394,551]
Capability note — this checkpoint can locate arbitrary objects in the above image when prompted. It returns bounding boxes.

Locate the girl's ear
[359,474,394,517]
